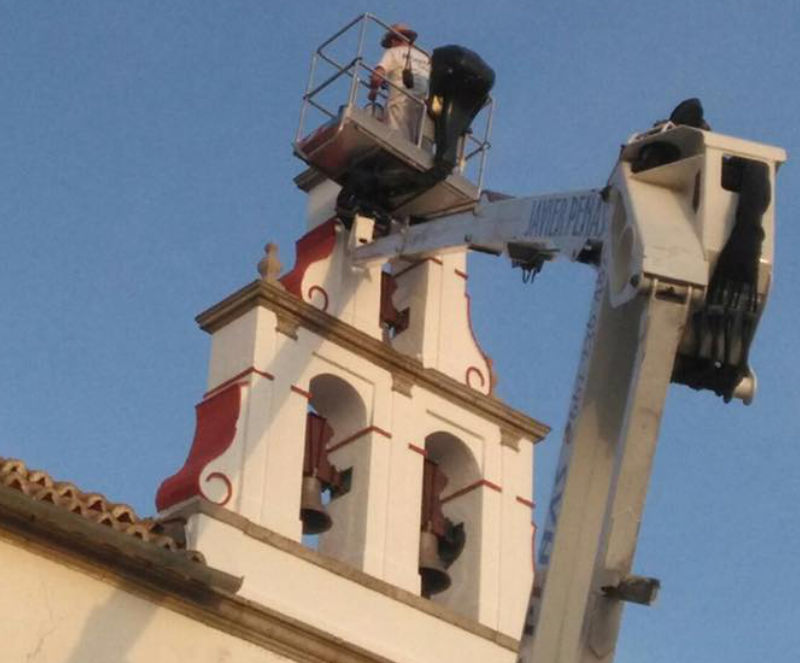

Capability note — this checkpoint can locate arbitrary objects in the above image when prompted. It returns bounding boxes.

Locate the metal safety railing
[294,13,494,190]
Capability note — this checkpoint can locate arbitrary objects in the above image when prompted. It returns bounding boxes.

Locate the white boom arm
[352,188,608,271]
[352,122,786,663]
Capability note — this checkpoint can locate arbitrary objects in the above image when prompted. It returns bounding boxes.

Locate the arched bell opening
[305,373,369,566]
[421,432,482,617]
[308,374,368,442]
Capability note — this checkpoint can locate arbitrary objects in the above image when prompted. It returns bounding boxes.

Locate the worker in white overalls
[368,23,430,144]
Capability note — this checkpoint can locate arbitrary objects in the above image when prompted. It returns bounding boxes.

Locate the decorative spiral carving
[307,285,329,312]
[466,366,486,391]
[201,472,233,506]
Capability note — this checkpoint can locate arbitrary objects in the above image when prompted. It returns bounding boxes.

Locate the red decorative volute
[280,219,338,298]
[155,385,241,511]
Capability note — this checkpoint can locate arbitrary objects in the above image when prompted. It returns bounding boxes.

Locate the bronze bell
[419,529,451,596]
[300,475,332,535]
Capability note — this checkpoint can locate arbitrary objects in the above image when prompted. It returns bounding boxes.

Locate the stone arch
[308,373,368,445]
[423,431,482,619]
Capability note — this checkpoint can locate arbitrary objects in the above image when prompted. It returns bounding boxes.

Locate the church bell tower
[154,15,547,662]
[154,207,546,661]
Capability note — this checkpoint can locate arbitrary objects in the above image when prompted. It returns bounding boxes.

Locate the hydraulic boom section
[352,123,785,403]
[526,124,784,663]
[353,122,785,663]
[352,187,608,272]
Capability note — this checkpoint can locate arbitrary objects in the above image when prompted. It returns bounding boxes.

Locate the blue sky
[1,2,798,661]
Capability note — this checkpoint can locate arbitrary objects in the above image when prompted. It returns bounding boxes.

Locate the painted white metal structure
[352,122,787,662]
[352,187,606,268]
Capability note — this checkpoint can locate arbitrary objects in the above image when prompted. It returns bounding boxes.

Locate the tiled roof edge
[0,482,241,594]
[0,457,199,561]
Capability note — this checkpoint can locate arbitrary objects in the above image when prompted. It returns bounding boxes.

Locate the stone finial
[258,243,283,283]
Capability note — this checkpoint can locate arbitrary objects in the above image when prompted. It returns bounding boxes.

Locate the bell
[300,475,332,534]
[419,530,451,596]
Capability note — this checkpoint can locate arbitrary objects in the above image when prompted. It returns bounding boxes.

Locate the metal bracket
[601,574,661,606]
[329,467,353,499]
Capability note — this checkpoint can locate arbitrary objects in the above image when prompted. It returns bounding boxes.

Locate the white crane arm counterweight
[350,120,786,663]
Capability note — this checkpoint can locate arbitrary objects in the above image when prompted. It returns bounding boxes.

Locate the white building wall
[0,537,291,663]
[382,389,425,594]
[187,515,518,663]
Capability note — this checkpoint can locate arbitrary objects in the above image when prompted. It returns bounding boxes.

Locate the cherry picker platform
[293,14,495,220]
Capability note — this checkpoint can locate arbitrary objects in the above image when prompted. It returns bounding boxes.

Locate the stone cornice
[196,280,550,443]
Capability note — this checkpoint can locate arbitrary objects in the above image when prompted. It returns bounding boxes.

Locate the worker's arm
[370,48,401,101]
[368,66,385,101]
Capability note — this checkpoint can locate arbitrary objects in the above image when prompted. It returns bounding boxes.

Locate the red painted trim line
[393,256,444,280]
[407,443,427,457]
[328,426,393,453]
[204,381,248,401]
[291,385,312,400]
[441,479,502,504]
[454,268,468,279]
[204,367,275,399]
[516,496,536,509]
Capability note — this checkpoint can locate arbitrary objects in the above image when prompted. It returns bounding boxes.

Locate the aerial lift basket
[292,14,494,220]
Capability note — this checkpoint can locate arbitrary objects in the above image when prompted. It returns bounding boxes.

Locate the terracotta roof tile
[0,457,203,564]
